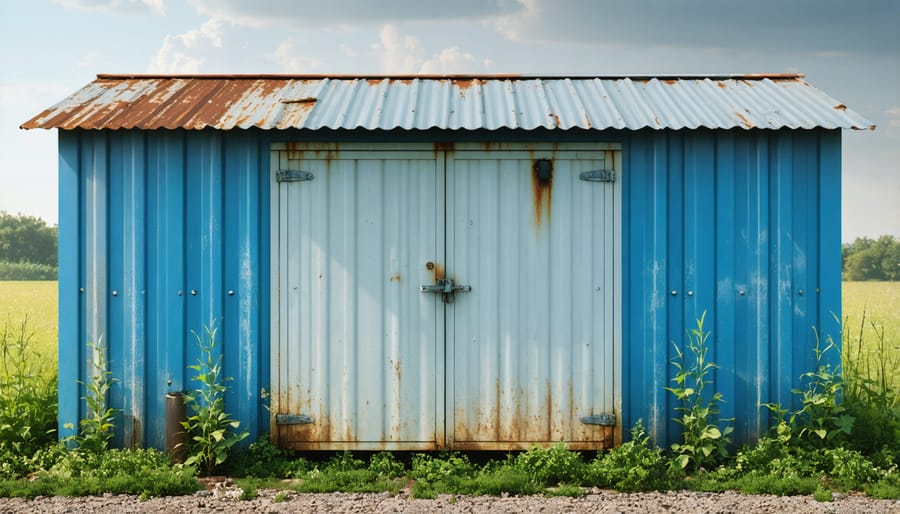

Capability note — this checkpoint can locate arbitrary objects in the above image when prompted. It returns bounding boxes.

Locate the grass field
[0,281,57,363]
[842,281,900,390]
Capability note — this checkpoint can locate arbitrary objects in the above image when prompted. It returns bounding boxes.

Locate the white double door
[271,143,620,450]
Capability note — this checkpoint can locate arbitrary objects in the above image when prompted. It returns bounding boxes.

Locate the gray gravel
[1,486,898,514]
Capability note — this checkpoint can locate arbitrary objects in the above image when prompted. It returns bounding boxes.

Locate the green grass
[0,281,57,364]
[842,281,900,388]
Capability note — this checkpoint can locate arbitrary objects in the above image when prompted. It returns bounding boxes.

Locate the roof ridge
[94,73,806,81]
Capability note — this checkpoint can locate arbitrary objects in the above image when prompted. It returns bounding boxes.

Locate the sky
[1,0,897,242]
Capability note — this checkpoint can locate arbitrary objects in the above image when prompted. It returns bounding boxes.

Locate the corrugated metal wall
[57,128,841,449]
[622,129,842,446]
[58,129,270,448]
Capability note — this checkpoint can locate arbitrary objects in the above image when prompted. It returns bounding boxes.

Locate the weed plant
[0,448,200,498]
[181,324,248,475]
[64,341,117,453]
[588,420,677,491]
[842,311,900,459]
[0,318,57,478]
[666,312,734,471]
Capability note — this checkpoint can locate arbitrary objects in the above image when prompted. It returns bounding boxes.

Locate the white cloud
[54,0,165,15]
[370,24,492,75]
[419,47,477,74]
[148,18,223,74]
[269,39,325,73]
[372,25,423,74]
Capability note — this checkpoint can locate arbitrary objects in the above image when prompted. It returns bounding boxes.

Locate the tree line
[842,235,900,281]
[0,212,58,280]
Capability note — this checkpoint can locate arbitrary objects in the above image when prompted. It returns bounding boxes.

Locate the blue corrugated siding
[58,128,841,449]
[58,129,271,448]
[622,128,842,446]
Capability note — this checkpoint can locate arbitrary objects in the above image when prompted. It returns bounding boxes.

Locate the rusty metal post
[165,392,187,463]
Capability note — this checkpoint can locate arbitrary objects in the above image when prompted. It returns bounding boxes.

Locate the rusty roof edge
[95,73,806,81]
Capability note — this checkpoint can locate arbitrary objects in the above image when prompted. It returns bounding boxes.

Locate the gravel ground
[0,484,897,514]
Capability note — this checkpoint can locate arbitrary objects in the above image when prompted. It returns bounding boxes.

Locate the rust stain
[551,113,561,127]
[833,104,847,111]
[531,159,553,231]
[455,78,480,91]
[716,81,727,89]
[663,79,677,86]
[389,273,402,283]
[433,141,455,153]
[735,112,754,128]
[425,261,445,281]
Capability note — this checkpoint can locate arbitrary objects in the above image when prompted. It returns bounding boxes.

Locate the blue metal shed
[23,74,873,450]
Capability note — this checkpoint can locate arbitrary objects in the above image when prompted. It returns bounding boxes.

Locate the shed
[23,74,873,451]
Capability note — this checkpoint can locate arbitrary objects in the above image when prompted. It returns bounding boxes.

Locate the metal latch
[276,169,314,182]
[275,414,314,425]
[420,278,471,304]
[580,413,616,426]
[579,169,615,182]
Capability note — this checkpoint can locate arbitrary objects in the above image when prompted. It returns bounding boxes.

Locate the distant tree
[0,212,58,267]
[842,235,900,281]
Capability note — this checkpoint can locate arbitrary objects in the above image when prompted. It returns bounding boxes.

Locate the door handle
[420,278,471,303]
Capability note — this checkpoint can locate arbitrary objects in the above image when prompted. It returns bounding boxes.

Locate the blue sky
[1,0,897,241]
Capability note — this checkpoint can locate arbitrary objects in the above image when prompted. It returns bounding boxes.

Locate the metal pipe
[165,392,187,463]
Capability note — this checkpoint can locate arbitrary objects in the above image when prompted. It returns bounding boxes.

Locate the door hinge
[580,413,616,426]
[276,169,314,183]
[579,169,615,182]
[275,414,314,425]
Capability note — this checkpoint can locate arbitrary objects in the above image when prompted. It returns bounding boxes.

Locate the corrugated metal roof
[22,74,874,131]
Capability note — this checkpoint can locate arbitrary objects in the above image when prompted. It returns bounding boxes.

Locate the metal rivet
[167,378,172,386]
[111,290,118,297]
[798,289,804,296]
[816,288,820,294]
[671,290,678,296]
[191,290,197,296]
[687,291,694,297]
[228,290,235,296]
[79,287,84,293]
[739,290,746,296]
[177,290,183,296]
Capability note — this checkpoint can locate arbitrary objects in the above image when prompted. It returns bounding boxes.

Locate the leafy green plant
[588,420,675,491]
[230,436,310,478]
[0,317,57,475]
[765,327,854,449]
[666,312,734,471]
[813,485,832,502]
[239,485,257,501]
[181,324,248,475]
[0,448,201,498]
[272,490,290,503]
[297,451,403,494]
[514,442,585,486]
[63,341,117,453]
[369,451,406,479]
[410,452,476,483]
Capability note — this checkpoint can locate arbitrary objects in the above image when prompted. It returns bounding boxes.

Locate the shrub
[514,442,585,486]
[0,261,57,280]
[588,420,675,491]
